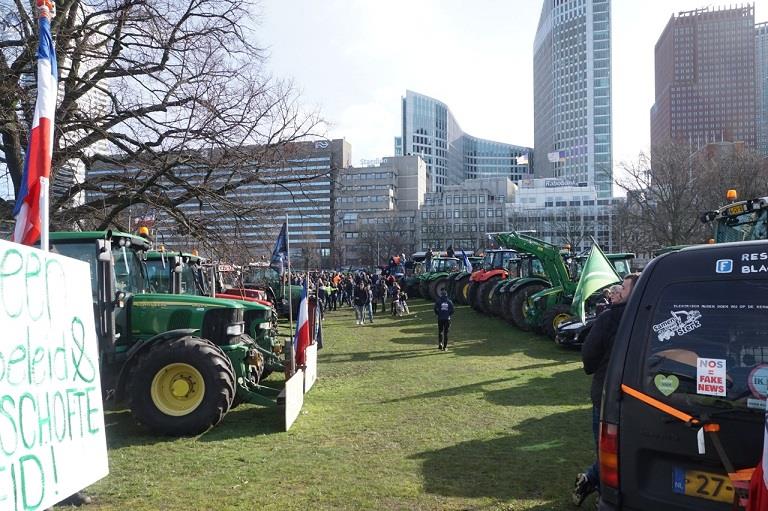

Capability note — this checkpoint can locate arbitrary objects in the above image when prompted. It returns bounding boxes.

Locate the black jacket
[581,302,627,405]
[353,287,369,306]
[433,296,454,320]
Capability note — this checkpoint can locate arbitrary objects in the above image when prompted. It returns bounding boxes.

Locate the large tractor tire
[418,280,430,299]
[542,304,574,340]
[454,275,471,305]
[428,277,449,301]
[478,277,501,315]
[128,336,236,436]
[508,284,547,331]
[488,282,505,316]
[467,281,482,311]
[500,291,515,324]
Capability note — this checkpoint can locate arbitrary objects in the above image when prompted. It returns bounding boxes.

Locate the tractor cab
[702,190,768,243]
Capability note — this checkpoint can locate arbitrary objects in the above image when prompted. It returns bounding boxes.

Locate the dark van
[599,241,767,510]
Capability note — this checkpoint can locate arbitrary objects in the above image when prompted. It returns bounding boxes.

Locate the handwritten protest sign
[0,240,108,510]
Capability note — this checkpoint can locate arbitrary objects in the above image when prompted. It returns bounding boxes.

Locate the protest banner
[0,240,109,510]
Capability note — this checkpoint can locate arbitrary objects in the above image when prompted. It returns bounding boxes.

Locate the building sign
[314,140,330,149]
[544,179,577,188]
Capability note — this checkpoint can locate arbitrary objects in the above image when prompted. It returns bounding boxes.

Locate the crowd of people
[289,269,412,325]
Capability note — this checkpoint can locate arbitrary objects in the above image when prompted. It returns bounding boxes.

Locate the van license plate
[673,468,734,503]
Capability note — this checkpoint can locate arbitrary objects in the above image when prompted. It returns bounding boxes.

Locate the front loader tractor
[50,231,283,436]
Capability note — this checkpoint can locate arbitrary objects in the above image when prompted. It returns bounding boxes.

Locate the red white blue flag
[293,279,310,366]
[13,1,57,246]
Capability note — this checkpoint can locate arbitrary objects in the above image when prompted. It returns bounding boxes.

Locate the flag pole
[39,177,49,252]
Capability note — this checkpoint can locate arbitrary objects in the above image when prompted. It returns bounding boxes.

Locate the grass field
[86,299,596,510]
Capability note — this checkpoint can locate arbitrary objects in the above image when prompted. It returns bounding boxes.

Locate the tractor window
[482,253,494,270]
[50,242,99,300]
[180,265,201,295]
[112,246,145,294]
[715,208,768,243]
[145,259,170,293]
[445,260,459,271]
[612,258,631,277]
[501,252,516,267]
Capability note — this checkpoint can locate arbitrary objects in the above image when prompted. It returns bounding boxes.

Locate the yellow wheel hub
[462,284,469,300]
[553,313,571,329]
[151,363,205,416]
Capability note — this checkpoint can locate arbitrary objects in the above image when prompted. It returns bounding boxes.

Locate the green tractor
[492,254,547,322]
[465,250,519,314]
[241,261,304,316]
[447,256,482,305]
[701,191,768,243]
[144,251,284,379]
[494,232,634,338]
[49,231,283,436]
[400,260,425,297]
[416,257,462,301]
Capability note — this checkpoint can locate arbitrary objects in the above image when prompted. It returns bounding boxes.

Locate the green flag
[571,244,621,322]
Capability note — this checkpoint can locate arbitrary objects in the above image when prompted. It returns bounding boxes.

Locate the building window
[479,195,485,203]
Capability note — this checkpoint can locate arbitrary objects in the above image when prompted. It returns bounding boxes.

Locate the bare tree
[1,0,322,241]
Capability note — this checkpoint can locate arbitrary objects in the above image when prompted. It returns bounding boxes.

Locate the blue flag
[461,250,472,273]
[270,223,287,274]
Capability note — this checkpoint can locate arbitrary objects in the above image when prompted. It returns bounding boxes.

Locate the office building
[512,177,621,251]
[651,6,758,152]
[757,22,768,156]
[534,0,613,198]
[397,90,532,192]
[334,155,427,267]
[419,177,517,251]
[88,139,351,265]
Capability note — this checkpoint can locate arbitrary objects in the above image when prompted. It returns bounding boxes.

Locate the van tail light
[599,421,619,489]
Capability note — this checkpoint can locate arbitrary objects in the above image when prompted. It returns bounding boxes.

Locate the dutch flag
[293,279,310,366]
[13,2,57,246]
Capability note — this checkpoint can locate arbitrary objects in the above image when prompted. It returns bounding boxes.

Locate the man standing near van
[572,273,640,506]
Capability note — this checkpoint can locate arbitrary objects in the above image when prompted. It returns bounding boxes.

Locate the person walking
[433,289,454,351]
[365,284,374,324]
[571,273,640,506]
[353,282,367,325]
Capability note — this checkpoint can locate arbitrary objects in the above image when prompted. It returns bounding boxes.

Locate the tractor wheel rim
[462,285,469,300]
[553,313,571,329]
[151,363,205,416]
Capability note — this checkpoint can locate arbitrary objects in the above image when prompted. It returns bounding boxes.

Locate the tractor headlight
[226,322,245,336]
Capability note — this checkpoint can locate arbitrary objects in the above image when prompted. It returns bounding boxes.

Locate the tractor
[399,260,425,297]
[49,231,283,436]
[466,249,519,314]
[446,256,483,305]
[493,232,634,338]
[241,261,304,316]
[144,251,283,379]
[701,190,768,243]
[416,257,462,301]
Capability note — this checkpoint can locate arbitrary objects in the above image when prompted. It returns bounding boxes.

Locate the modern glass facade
[533,0,613,199]
[397,90,532,193]
[758,22,768,157]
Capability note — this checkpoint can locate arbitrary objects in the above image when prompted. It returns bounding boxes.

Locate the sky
[258,0,768,173]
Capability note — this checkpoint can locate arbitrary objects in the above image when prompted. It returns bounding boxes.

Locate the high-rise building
[757,22,768,156]
[88,139,351,265]
[397,90,532,192]
[533,0,613,199]
[651,6,758,153]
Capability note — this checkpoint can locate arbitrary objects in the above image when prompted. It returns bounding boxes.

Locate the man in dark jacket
[433,289,455,351]
[572,273,639,506]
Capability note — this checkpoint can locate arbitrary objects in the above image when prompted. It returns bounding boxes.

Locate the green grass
[87,300,597,510]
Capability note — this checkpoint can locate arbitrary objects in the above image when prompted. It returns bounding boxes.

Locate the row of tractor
[401,190,768,347]
[48,230,307,437]
[401,233,633,345]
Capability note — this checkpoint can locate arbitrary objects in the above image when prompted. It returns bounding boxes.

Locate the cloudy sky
[258,0,767,171]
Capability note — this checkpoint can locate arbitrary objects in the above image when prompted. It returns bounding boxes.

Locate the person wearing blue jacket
[433,289,455,351]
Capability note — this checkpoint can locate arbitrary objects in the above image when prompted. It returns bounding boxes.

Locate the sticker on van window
[654,374,679,396]
[748,365,768,399]
[747,398,767,411]
[696,358,726,397]
[652,310,702,342]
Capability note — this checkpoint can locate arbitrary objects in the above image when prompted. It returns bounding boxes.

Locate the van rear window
[643,280,768,414]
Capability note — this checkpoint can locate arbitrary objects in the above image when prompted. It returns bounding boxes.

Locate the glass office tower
[533,0,613,198]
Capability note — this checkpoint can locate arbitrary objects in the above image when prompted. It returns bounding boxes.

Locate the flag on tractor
[293,279,310,366]
[461,250,472,273]
[570,243,621,322]
[270,222,288,274]
[13,1,57,246]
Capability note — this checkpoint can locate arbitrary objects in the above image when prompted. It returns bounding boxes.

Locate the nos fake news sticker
[696,358,726,397]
